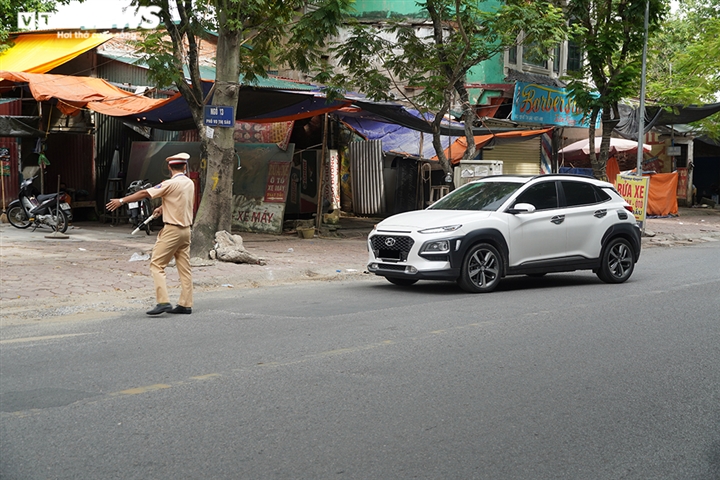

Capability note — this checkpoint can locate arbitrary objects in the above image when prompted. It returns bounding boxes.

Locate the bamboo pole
[315,114,329,232]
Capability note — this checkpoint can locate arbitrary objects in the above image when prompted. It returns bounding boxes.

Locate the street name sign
[204,106,235,127]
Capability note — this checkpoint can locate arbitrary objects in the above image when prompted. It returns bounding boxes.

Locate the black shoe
[146,303,172,315]
[169,305,192,314]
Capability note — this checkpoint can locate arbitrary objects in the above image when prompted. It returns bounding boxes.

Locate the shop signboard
[676,167,688,197]
[511,82,601,128]
[666,146,681,156]
[616,174,650,229]
[264,161,292,203]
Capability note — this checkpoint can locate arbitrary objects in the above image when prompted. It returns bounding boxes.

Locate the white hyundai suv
[367,174,641,292]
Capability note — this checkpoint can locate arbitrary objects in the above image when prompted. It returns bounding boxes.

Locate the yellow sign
[616,174,650,227]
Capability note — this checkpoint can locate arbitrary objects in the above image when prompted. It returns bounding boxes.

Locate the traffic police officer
[106,152,196,315]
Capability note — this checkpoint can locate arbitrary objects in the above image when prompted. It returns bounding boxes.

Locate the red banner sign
[264,161,292,203]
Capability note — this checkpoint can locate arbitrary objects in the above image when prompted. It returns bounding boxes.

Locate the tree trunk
[589,106,614,181]
[431,110,452,179]
[190,26,241,258]
[588,108,603,180]
[455,81,477,161]
[597,107,613,181]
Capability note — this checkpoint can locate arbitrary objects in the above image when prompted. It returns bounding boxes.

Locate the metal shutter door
[485,138,542,175]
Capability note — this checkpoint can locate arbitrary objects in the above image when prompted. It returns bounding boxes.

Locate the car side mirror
[507,202,536,214]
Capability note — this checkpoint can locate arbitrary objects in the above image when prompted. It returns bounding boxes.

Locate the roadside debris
[129,252,150,262]
[210,230,266,265]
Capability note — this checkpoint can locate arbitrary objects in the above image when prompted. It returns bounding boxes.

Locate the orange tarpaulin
[606,157,620,184]
[646,172,679,216]
[0,33,113,74]
[0,71,175,117]
[434,127,553,164]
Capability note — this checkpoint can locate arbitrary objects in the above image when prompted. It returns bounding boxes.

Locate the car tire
[597,237,635,284]
[386,277,418,286]
[458,243,503,293]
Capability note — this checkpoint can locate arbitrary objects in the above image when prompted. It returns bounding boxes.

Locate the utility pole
[636,0,650,175]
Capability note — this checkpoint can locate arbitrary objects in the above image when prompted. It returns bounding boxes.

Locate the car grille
[377,263,407,271]
[370,234,414,261]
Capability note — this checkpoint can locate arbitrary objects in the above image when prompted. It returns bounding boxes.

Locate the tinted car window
[597,187,612,201]
[428,181,522,211]
[562,181,602,206]
[514,181,558,210]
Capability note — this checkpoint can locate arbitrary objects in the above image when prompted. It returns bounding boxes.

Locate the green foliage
[130,0,352,86]
[565,0,668,112]
[329,0,569,172]
[647,0,720,138]
[332,0,568,111]
[1,0,84,53]
[564,0,669,178]
[139,33,185,88]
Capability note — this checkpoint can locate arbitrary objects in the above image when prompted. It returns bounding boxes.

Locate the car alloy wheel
[597,237,635,284]
[458,243,502,293]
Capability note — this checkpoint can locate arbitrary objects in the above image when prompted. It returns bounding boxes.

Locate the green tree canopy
[647,0,720,139]
[565,0,669,179]
[328,0,570,176]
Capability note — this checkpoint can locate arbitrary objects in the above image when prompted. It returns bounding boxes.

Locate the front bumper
[367,233,462,281]
[367,261,460,281]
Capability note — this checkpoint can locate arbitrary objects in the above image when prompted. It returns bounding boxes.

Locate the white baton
[131,215,157,235]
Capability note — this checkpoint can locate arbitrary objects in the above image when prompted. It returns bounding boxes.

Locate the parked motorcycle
[6,176,73,233]
[126,179,154,235]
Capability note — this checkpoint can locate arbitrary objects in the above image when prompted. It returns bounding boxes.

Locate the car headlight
[420,239,451,254]
[418,224,462,234]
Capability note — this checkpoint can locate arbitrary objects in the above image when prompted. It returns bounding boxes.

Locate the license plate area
[60,202,71,210]
[128,202,139,208]
[378,249,406,261]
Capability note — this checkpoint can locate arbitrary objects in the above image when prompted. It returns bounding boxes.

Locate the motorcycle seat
[37,193,58,202]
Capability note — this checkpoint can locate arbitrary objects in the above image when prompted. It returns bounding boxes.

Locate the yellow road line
[6,321,495,416]
[116,384,171,395]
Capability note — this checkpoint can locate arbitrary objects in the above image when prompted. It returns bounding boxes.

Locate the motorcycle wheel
[140,200,152,235]
[7,205,31,228]
[50,208,69,233]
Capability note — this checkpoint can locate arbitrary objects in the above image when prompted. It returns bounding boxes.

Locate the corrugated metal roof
[98,53,317,91]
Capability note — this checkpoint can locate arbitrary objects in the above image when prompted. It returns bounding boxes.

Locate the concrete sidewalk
[2,208,719,325]
[0,216,375,325]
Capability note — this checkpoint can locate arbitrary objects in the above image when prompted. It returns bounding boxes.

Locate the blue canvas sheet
[339,115,454,160]
[122,83,347,131]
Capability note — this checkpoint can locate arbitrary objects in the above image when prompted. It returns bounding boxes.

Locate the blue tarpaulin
[123,82,349,130]
[338,114,455,160]
[559,167,594,177]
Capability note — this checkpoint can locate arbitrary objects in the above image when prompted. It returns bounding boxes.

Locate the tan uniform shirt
[148,173,195,227]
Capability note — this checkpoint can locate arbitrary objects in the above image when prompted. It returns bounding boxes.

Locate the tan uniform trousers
[150,224,192,307]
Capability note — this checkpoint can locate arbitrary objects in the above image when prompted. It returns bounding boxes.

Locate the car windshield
[428,181,523,211]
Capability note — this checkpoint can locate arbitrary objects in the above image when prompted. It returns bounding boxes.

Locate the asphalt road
[1,242,719,479]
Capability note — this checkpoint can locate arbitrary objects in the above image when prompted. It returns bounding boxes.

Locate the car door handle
[594,209,607,218]
[551,215,565,225]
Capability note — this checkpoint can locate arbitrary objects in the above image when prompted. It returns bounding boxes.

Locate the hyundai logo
[384,237,396,247]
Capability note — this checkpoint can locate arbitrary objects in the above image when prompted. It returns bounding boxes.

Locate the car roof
[471,174,613,188]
